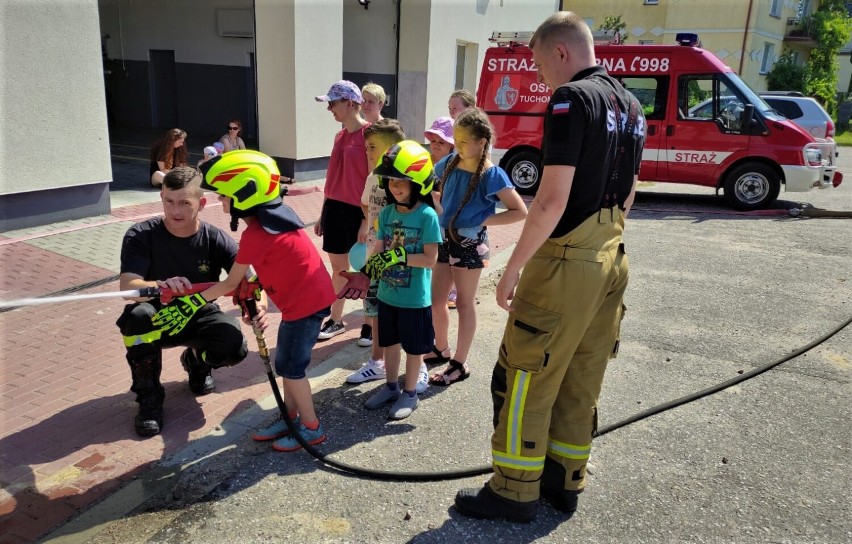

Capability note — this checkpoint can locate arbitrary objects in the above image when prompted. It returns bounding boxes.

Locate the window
[454,41,479,91]
[680,75,746,131]
[620,76,668,120]
[760,42,775,74]
[763,98,804,120]
[770,0,781,18]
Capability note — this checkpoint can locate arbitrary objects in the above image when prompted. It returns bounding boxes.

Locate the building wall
[342,0,399,118]
[418,0,559,142]
[255,0,345,178]
[564,0,816,93]
[0,0,112,230]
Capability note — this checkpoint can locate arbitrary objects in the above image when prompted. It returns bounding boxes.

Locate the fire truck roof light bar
[489,29,619,44]
[676,32,701,46]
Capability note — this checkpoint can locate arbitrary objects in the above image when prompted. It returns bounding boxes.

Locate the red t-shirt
[236,221,336,321]
[324,124,369,207]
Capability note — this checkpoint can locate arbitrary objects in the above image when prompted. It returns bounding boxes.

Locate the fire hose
[0,279,849,482]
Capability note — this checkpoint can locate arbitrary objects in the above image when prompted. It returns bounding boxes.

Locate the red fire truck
[477,31,841,209]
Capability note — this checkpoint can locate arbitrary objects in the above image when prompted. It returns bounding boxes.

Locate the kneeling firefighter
[116,166,249,437]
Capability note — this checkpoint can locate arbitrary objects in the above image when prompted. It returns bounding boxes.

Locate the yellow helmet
[199,150,281,211]
[373,140,436,196]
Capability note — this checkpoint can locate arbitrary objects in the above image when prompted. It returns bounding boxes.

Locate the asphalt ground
[38,155,852,543]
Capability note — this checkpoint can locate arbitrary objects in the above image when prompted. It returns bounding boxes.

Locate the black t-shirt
[120,218,238,284]
[542,65,646,238]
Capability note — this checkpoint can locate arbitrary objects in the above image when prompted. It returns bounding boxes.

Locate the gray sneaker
[364,385,400,410]
[389,392,419,420]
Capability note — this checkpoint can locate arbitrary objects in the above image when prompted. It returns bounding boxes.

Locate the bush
[766,52,807,92]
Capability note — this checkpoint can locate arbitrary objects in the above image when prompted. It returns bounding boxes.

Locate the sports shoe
[357,324,373,347]
[415,363,429,394]
[251,416,300,442]
[317,319,346,341]
[180,348,214,396]
[364,384,400,410]
[389,391,419,420]
[272,421,326,452]
[346,358,386,384]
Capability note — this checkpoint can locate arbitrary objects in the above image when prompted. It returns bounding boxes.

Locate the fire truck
[477,31,841,209]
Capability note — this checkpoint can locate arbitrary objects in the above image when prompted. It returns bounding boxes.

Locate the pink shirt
[324,125,369,207]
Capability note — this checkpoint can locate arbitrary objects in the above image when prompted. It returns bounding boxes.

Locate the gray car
[758,91,836,140]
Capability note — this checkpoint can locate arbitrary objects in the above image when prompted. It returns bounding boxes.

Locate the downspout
[738,0,755,75]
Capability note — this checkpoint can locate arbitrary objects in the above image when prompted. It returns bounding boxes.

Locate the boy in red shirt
[152,151,336,452]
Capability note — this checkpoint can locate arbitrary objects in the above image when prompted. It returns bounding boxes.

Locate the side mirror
[740,104,755,127]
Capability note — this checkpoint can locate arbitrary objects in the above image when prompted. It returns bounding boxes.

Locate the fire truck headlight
[804,146,822,167]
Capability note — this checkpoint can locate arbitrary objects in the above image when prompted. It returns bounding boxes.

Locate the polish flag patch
[552,101,571,115]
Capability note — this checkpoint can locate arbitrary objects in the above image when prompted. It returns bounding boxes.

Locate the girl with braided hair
[427,108,527,385]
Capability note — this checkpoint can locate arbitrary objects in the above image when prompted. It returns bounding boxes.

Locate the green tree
[598,15,627,44]
[767,51,808,92]
[804,0,852,116]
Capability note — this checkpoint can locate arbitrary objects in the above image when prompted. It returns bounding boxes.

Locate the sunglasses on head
[228,126,239,130]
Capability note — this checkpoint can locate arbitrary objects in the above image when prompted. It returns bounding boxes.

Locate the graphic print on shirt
[381,220,420,291]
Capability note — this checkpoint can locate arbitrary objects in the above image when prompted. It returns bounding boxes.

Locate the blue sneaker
[251,417,299,442]
[272,421,326,452]
[389,392,419,420]
[365,384,400,410]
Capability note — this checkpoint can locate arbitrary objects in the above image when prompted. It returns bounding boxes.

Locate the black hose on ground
[264,312,852,482]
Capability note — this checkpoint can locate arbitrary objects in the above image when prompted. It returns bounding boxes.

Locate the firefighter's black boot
[180,348,215,395]
[454,484,537,522]
[540,456,580,515]
[128,353,165,437]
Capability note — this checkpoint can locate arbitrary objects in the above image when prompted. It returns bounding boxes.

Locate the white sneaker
[346,358,386,384]
[415,363,429,394]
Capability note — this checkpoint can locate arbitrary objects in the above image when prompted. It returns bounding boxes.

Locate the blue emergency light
[676,33,701,47]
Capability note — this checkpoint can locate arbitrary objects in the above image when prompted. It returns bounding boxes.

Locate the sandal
[429,359,470,386]
[424,346,451,366]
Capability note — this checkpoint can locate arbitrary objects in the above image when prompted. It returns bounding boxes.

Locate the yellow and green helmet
[373,140,436,196]
[199,150,281,211]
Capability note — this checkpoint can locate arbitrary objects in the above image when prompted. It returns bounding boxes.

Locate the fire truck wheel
[723,162,781,211]
[505,151,541,195]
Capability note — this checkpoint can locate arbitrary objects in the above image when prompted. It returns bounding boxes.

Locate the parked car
[758,91,835,140]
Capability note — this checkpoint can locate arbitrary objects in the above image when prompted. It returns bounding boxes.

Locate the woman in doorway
[149,128,188,187]
[219,119,247,152]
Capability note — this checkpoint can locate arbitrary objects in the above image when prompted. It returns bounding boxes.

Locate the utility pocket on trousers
[610,302,627,359]
[502,298,561,373]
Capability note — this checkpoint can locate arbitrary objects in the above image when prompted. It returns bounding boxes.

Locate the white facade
[1,0,112,229]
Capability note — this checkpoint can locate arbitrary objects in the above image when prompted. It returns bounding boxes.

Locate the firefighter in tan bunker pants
[455,12,646,521]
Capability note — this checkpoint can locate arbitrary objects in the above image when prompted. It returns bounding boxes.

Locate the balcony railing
[785,17,817,44]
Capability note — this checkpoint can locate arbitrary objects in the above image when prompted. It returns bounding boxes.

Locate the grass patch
[833,127,852,146]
